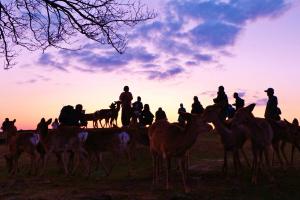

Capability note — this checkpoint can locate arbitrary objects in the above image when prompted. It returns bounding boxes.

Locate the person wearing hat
[119,85,133,126]
[213,86,229,121]
[233,92,245,110]
[264,88,281,121]
[191,96,204,114]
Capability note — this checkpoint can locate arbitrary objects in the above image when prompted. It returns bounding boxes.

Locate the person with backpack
[264,88,281,121]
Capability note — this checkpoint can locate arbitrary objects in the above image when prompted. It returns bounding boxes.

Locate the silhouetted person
[1,118,10,131]
[59,105,76,126]
[264,88,281,121]
[73,104,87,127]
[213,86,229,121]
[132,96,143,122]
[191,96,204,114]
[119,86,133,126]
[51,118,59,129]
[155,107,167,121]
[140,104,154,126]
[233,92,245,110]
[178,103,186,126]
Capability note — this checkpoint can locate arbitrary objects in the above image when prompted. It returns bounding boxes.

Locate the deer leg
[98,153,110,176]
[233,151,238,176]
[222,150,228,175]
[241,148,250,168]
[251,148,258,184]
[280,141,289,166]
[61,151,69,176]
[125,146,133,177]
[264,146,275,183]
[273,143,284,168]
[178,157,190,193]
[152,153,157,185]
[166,157,171,190]
[291,145,295,165]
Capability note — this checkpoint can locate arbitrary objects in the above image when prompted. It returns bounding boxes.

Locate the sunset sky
[0,0,299,129]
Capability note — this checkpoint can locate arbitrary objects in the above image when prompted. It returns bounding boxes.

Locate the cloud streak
[36,0,290,80]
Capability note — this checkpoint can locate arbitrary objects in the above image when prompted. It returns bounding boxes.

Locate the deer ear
[46,118,52,125]
[284,119,290,124]
[246,104,256,113]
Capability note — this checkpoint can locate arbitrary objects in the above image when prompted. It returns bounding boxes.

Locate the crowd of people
[1,85,283,130]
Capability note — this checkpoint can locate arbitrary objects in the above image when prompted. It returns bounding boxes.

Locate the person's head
[264,88,274,97]
[137,96,141,102]
[41,118,45,123]
[193,96,198,102]
[54,118,58,122]
[180,103,183,108]
[158,107,162,111]
[233,92,239,98]
[144,104,150,111]
[5,118,9,122]
[75,104,83,111]
[218,85,225,92]
[293,118,299,126]
[124,86,129,92]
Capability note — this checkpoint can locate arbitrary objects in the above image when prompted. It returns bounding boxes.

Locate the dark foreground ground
[0,132,300,200]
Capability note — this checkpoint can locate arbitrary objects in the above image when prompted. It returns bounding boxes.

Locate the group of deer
[148,104,300,192]
[85,101,121,128]
[2,118,148,177]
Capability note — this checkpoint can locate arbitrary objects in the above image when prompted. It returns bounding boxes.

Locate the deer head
[202,105,222,123]
[36,118,52,136]
[186,113,213,134]
[284,119,300,149]
[232,103,256,125]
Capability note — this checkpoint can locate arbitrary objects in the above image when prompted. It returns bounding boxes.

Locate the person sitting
[264,88,281,121]
[178,103,186,126]
[155,107,167,121]
[140,104,154,126]
[213,86,229,121]
[191,96,204,114]
[233,92,245,110]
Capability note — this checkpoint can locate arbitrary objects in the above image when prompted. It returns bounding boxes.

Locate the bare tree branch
[0,0,156,69]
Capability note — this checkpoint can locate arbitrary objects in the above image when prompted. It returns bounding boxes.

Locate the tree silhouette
[0,0,155,69]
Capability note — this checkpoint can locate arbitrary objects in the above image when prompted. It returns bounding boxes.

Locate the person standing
[191,96,204,114]
[213,86,229,121]
[119,86,133,126]
[264,88,281,121]
[132,96,143,122]
[178,103,186,126]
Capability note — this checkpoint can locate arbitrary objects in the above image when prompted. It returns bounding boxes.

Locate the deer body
[202,105,250,175]
[36,119,88,176]
[148,115,212,193]
[3,120,40,175]
[84,128,132,176]
[232,104,274,184]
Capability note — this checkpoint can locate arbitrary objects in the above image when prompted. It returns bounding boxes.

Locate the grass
[0,132,300,200]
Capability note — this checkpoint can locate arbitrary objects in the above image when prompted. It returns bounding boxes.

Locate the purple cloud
[146,66,185,80]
